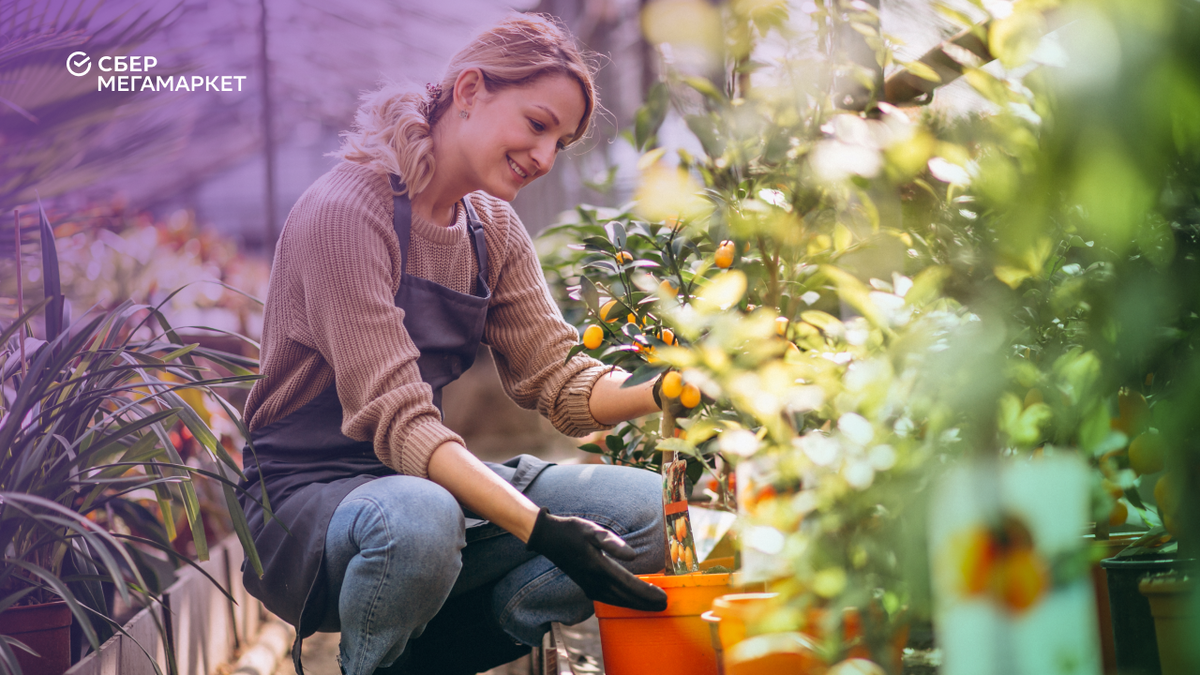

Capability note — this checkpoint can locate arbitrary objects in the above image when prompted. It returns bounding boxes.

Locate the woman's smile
[507,155,530,183]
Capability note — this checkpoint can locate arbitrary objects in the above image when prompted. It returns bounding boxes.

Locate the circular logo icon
[66,51,91,76]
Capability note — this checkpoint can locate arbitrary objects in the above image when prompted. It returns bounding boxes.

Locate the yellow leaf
[905,265,951,307]
[799,310,844,335]
[637,147,667,171]
[903,60,942,83]
[821,266,887,328]
[833,223,854,252]
[695,270,747,312]
[994,265,1032,289]
[989,10,1046,69]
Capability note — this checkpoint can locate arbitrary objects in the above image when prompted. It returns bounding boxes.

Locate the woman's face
[457,72,586,202]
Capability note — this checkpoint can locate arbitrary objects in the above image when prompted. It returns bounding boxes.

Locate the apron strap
[389,174,489,297]
[462,196,489,290]
[388,174,413,269]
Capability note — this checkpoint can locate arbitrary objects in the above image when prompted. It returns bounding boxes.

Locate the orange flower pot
[594,572,733,675]
[726,632,825,675]
[710,592,779,650]
[707,593,825,675]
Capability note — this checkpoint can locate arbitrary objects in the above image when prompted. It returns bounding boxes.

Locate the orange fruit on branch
[1128,433,1165,476]
[1109,500,1128,527]
[775,316,789,337]
[680,383,701,408]
[714,240,735,269]
[661,371,683,399]
[582,325,603,350]
[599,299,620,323]
[1113,389,1149,436]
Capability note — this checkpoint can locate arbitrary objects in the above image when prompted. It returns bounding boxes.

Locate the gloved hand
[526,508,668,612]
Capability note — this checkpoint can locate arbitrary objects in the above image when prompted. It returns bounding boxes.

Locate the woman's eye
[556,141,566,152]
[529,119,545,133]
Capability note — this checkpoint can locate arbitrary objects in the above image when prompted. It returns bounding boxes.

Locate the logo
[64,51,247,93]
[66,51,91,76]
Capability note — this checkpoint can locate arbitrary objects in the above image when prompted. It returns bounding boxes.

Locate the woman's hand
[526,508,668,612]
[426,441,667,612]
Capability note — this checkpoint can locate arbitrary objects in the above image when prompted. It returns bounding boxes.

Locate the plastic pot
[705,593,826,675]
[725,632,823,675]
[1085,533,1141,675]
[0,601,72,675]
[1100,556,1175,675]
[594,572,733,675]
[710,593,778,652]
[1139,574,1197,675]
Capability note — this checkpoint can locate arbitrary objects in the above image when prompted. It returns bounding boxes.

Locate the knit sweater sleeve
[474,194,617,437]
[290,167,463,478]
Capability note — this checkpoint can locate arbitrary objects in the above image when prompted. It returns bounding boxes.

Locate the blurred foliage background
[540,0,1200,669]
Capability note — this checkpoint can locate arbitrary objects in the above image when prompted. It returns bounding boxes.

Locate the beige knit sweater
[244,161,614,479]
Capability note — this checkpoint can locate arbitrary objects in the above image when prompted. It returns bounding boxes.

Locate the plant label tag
[928,456,1101,675]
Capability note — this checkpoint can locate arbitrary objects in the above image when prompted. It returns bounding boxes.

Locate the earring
[459,110,469,120]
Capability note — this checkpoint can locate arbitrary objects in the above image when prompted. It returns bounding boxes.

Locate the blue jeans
[322,463,664,675]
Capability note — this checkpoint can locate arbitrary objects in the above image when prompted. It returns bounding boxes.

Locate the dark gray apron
[238,176,550,673]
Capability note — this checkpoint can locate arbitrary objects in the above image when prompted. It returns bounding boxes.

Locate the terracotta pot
[594,572,733,675]
[1139,574,1197,675]
[0,601,72,675]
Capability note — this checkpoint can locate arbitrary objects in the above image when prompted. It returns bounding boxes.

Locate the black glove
[526,508,668,612]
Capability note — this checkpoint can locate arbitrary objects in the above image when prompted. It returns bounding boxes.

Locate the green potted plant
[0,205,265,675]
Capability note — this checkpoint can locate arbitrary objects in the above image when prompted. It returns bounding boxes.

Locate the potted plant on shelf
[0,204,266,675]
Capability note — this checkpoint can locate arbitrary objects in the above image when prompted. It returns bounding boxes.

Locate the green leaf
[657,437,699,457]
[579,276,601,312]
[586,260,620,275]
[563,343,587,365]
[604,221,627,249]
[605,434,626,451]
[37,198,64,341]
[623,363,667,388]
[634,82,669,151]
[685,114,723,159]
[578,443,604,454]
[682,76,724,101]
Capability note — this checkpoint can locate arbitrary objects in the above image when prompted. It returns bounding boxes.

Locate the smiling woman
[237,13,669,675]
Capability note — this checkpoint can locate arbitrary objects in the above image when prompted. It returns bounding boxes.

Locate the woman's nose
[531,139,557,175]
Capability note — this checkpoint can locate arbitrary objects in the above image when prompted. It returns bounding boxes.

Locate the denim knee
[326,476,466,612]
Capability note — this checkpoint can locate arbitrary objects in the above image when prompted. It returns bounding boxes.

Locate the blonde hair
[336,13,597,197]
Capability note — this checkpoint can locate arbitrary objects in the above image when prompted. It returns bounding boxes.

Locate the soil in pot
[0,601,72,675]
[594,572,733,675]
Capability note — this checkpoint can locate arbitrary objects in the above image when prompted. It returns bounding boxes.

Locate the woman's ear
[453,68,486,116]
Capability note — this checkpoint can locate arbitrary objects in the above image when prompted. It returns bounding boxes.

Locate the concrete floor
[271,616,605,675]
[270,630,535,675]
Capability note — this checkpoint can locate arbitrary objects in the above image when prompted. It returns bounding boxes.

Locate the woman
[239,14,669,675]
